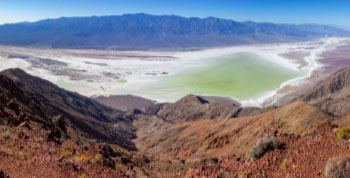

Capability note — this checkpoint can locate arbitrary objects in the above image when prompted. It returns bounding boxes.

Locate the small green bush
[336,126,350,141]
[19,151,31,159]
[280,160,290,170]
[60,150,73,159]
[115,163,123,170]
[248,137,278,160]
[77,174,88,178]
[325,156,350,178]
[93,153,103,164]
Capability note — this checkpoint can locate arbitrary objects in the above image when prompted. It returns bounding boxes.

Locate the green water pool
[145,53,305,101]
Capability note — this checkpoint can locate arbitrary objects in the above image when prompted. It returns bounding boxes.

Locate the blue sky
[0,0,349,28]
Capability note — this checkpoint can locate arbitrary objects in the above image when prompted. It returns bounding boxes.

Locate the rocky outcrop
[0,170,9,178]
[303,67,350,116]
[148,94,262,122]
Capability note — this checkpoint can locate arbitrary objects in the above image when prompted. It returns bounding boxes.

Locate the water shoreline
[0,37,349,107]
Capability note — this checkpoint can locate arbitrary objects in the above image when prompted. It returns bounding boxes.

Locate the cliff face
[303,67,350,116]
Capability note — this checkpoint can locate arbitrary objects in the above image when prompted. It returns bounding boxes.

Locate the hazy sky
[1,0,349,28]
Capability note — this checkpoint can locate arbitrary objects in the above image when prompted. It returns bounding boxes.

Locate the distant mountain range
[0,13,349,50]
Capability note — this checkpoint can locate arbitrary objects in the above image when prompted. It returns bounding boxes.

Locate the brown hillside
[186,122,350,178]
[0,68,136,150]
[135,101,334,160]
[148,94,262,122]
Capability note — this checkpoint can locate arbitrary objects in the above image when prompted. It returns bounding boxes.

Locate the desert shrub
[280,160,290,170]
[6,140,14,148]
[19,151,30,159]
[336,126,350,141]
[74,154,85,164]
[301,130,315,138]
[114,163,124,170]
[60,150,73,159]
[236,172,249,178]
[85,155,92,163]
[325,156,350,178]
[93,153,103,164]
[77,174,88,178]
[218,171,235,178]
[248,137,278,160]
[79,153,87,163]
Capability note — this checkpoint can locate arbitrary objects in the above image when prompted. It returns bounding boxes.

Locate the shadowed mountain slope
[0,68,136,150]
[0,13,348,50]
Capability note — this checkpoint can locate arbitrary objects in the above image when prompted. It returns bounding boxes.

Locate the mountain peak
[176,94,210,105]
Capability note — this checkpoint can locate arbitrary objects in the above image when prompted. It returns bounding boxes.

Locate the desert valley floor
[0,37,349,107]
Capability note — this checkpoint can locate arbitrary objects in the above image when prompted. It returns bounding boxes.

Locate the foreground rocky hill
[1,68,350,177]
[0,69,136,150]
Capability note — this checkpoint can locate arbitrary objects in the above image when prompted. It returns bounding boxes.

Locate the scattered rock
[47,129,61,143]
[101,144,121,158]
[0,170,9,178]
[7,99,19,115]
[18,121,31,130]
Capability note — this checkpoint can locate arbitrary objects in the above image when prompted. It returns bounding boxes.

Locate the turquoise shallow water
[145,53,305,101]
